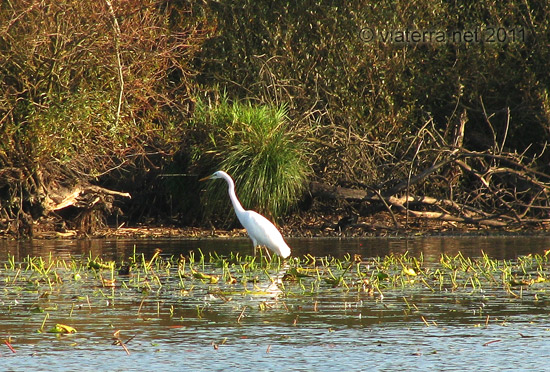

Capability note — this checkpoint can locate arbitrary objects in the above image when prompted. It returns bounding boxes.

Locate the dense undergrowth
[1,1,550,235]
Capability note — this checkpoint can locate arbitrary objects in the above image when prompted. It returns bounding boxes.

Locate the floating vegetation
[3,250,550,297]
[2,250,550,306]
[48,324,77,334]
[1,249,550,355]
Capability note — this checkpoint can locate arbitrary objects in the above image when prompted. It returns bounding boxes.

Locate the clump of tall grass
[193,95,310,222]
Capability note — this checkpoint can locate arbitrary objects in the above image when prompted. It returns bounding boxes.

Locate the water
[2,235,549,261]
[1,236,550,371]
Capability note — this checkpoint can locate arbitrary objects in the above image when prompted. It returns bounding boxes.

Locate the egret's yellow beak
[199,175,211,182]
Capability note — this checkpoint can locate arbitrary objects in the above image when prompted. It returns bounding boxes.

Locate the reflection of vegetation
[191,95,310,221]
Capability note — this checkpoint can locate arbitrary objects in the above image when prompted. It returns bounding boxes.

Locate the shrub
[0,0,211,232]
[192,95,310,223]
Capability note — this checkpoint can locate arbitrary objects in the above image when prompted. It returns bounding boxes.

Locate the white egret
[200,171,291,259]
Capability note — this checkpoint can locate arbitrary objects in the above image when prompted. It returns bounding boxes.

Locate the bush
[0,0,211,232]
[191,94,310,223]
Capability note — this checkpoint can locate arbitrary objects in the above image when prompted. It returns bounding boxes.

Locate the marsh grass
[193,95,310,222]
[3,250,549,298]
[1,250,550,342]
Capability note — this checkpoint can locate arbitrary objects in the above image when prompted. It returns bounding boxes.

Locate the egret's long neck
[224,174,245,215]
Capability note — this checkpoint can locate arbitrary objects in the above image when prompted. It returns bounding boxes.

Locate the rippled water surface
[1,236,550,371]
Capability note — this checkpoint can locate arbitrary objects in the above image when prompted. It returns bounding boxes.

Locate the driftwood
[310,143,550,230]
[0,168,131,237]
[44,184,131,235]
[45,185,131,213]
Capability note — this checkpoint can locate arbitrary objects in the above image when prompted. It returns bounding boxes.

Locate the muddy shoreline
[17,210,550,240]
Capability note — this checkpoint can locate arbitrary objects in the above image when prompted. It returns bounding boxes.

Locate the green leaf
[48,324,77,334]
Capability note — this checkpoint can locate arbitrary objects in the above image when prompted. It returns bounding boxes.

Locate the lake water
[1,236,549,371]
[2,234,549,261]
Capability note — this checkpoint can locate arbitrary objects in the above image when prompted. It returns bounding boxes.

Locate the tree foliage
[1,0,550,234]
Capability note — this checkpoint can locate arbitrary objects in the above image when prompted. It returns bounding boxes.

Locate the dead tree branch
[310,141,550,230]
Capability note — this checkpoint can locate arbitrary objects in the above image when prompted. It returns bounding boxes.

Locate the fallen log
[44,184,131,234]
[310,182,510,228]
[384,196,509,227]
[309,139,550,230]
[45,185,131,212]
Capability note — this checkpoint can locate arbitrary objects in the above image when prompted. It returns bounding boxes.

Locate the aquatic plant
[1,250,550,356]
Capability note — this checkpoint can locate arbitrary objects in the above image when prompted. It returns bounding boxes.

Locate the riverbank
[19,210,549,240]
[3,1,550,242]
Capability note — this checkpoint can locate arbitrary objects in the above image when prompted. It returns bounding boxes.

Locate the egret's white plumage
[200,171,291,259]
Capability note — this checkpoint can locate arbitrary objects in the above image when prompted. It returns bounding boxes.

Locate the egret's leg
[252,239,259,256]
[254,245,271,260]
[263,246,272,260]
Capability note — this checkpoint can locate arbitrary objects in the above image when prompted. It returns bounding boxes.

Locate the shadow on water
[1,235,549,261]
